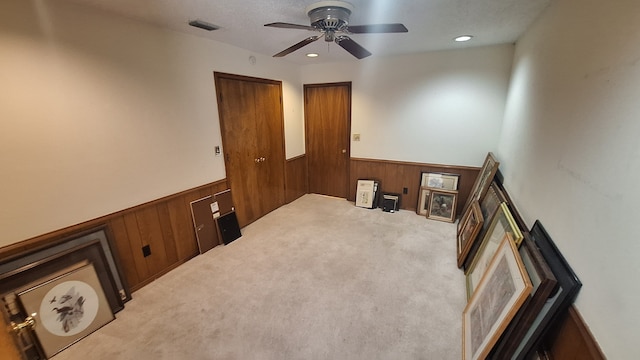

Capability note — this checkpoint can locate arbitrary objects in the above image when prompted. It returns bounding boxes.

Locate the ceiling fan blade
[347,23,408,33]
[273,35,322,57]
[264,22,317,31]
[335,36,372,59]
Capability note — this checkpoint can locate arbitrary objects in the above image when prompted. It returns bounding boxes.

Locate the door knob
[342,149,346,153]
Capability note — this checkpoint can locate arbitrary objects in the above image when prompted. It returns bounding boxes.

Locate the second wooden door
[304,83,351,198]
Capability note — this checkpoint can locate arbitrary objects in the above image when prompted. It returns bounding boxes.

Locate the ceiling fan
[264,0,408,59]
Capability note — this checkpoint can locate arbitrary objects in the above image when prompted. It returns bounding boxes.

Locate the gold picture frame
[16,262,114,358]
[416,186,431,216]
[462,233,532,360]
[465,203,524,299]
[426,189,458,222]
[420,172,459,191]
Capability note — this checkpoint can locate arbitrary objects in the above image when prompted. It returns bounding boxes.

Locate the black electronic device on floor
[381,193,401,212]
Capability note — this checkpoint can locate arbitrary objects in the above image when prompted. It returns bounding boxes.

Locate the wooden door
[304,83,351,198]
[215,73,285,227]
[255,82,286,215]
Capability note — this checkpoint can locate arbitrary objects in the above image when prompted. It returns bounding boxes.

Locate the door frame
[303,82,352,198]
[214,72,287,226]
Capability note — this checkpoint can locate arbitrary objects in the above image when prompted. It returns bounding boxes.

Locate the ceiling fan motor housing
[306,0,354,39]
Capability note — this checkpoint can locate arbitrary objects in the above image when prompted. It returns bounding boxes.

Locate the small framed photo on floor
[426,189,458,222]
[417,186,431,216]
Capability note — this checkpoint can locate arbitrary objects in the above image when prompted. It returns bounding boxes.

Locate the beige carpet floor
[54,194,466,360]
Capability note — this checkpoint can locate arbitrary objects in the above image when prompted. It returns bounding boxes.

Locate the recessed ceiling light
[454,35,473,42]
[306,53,319,58]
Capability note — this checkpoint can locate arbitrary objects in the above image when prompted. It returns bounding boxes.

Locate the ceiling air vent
[189,20,219,31]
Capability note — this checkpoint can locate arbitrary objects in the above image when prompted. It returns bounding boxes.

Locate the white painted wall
[0,0,305,246]
[301,45,514,167]
[1,0,630,356]
[498,0,640,357]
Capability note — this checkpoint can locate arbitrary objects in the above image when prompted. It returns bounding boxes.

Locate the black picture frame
[494,171,529,233]
[489,232,558,358]
[1,240,124,315]
[510,220,582,360]
[217,211,242,245]
[0,225,130,306]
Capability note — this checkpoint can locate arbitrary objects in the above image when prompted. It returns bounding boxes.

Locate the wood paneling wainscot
[285,154,308,204]
[349,158,480,218]
[543,306,606,359]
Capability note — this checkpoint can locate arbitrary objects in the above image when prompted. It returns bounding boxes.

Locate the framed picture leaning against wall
[462,233,532,360]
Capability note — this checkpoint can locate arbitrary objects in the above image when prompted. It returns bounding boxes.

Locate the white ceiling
[58,0,551,64]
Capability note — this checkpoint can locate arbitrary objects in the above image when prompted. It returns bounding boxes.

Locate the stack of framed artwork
[417,172,459,223]
[457,152,582,359]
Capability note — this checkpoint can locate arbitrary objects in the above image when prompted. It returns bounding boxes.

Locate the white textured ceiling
[57,0,551,64]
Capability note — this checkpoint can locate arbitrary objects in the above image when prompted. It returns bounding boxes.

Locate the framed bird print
[15,261,114,358]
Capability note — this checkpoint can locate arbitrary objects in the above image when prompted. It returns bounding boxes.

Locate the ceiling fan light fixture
[454,35,473,42]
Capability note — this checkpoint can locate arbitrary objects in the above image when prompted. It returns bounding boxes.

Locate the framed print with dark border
[462,183,509,270]
[489,232,558,358]
[466,203,523,299]
[457,201,484,268]
[420,172,459,191]
[15,262,115,359]
[461,153,500,216]
[479,183,507,233]
[416,186,431,216]
[510,220,582,360]
[426,189,457,222]
[0,225,130,309]
[462,233,533,360]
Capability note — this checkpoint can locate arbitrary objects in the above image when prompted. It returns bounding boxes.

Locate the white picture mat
[420,172,459,191]
[355,180,376,208]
